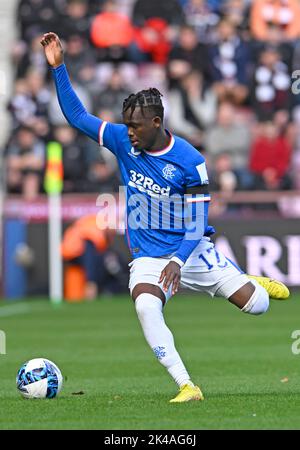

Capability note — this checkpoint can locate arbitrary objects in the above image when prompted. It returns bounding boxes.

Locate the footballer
[41,32,290,403]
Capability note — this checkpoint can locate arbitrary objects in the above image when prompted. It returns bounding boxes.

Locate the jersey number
[198,248,228,270]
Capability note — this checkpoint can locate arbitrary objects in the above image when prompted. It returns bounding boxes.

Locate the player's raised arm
[40,32,102,143]
[41,32,64,68]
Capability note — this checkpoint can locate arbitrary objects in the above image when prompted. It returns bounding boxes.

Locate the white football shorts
[128,237,250,302]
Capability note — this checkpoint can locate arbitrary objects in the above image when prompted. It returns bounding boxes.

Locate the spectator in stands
[25,68,51,119]
[85,138,120,193]
[14,33,49,79]
[168,69,217,147]
[210,18,251,105]
[133,18,172,64]
[58,0,91,41]
[250,44,291,120]
[90,0,134,62]
[16,0,59,40]
[8,69,51,132]
[255,24,293,70]
[204,101,252,188]
[61,214,127,299]
[208,153,239,193]
[220,0,250,34]
[168,25,212,89]
[73,63,100,101]
[250,0,300,42]
[85,108,120,193]
[132,0,185,27]
[21,69,51,141]
[64,34,96,84]
[273,109,296,147]
[249,119,293,190]
[5,126,45,199]
[85,0,104,16]
[52,113,119,194]
[290,107,300,189]
[206,0,224,11]
[183,0,220,43]
[48,78,92,126]
[93,69,131,122]
[9,0,295,199]
[8,78,35,130]
[52,125,89,193]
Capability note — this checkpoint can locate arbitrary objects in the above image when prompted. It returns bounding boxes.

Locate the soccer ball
[16,358,63,399]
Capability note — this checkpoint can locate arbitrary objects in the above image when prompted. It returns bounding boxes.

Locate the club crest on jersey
[162,164,176,180]
[129,147,141,158]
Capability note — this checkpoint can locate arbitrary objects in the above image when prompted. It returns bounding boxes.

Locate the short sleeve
[184,153,209,188]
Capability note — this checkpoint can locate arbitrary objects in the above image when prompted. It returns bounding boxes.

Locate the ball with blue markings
[16,358,63,399]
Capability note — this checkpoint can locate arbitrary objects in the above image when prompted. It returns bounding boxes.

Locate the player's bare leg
[229,277,290,315]
[132,283,203,403]
[229,281,269,315]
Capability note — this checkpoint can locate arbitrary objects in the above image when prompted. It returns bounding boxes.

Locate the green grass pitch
[0,292,300,430]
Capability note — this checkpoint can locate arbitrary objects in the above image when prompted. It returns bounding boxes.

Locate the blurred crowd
[4,0,300,200]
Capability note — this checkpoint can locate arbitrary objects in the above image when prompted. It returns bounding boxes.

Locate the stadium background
[1,0,300,431]
[1,0,300,299]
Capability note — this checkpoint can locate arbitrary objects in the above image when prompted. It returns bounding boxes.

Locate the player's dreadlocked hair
[123,88,164,120]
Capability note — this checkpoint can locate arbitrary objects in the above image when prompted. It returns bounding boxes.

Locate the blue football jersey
[52,63,213,261]
[99,121,211,258]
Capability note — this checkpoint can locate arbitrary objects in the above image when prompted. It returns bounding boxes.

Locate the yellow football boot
[169,384,204,403]
[248,275,290,300]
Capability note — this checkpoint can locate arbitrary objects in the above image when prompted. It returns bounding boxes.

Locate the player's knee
[242,284,269,315]
[135,298,149,319]
[135,293,162,319]
[254,290,269,315]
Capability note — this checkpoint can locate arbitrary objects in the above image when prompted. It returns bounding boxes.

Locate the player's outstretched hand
[40,32,64,68]
[159,261,181,296]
